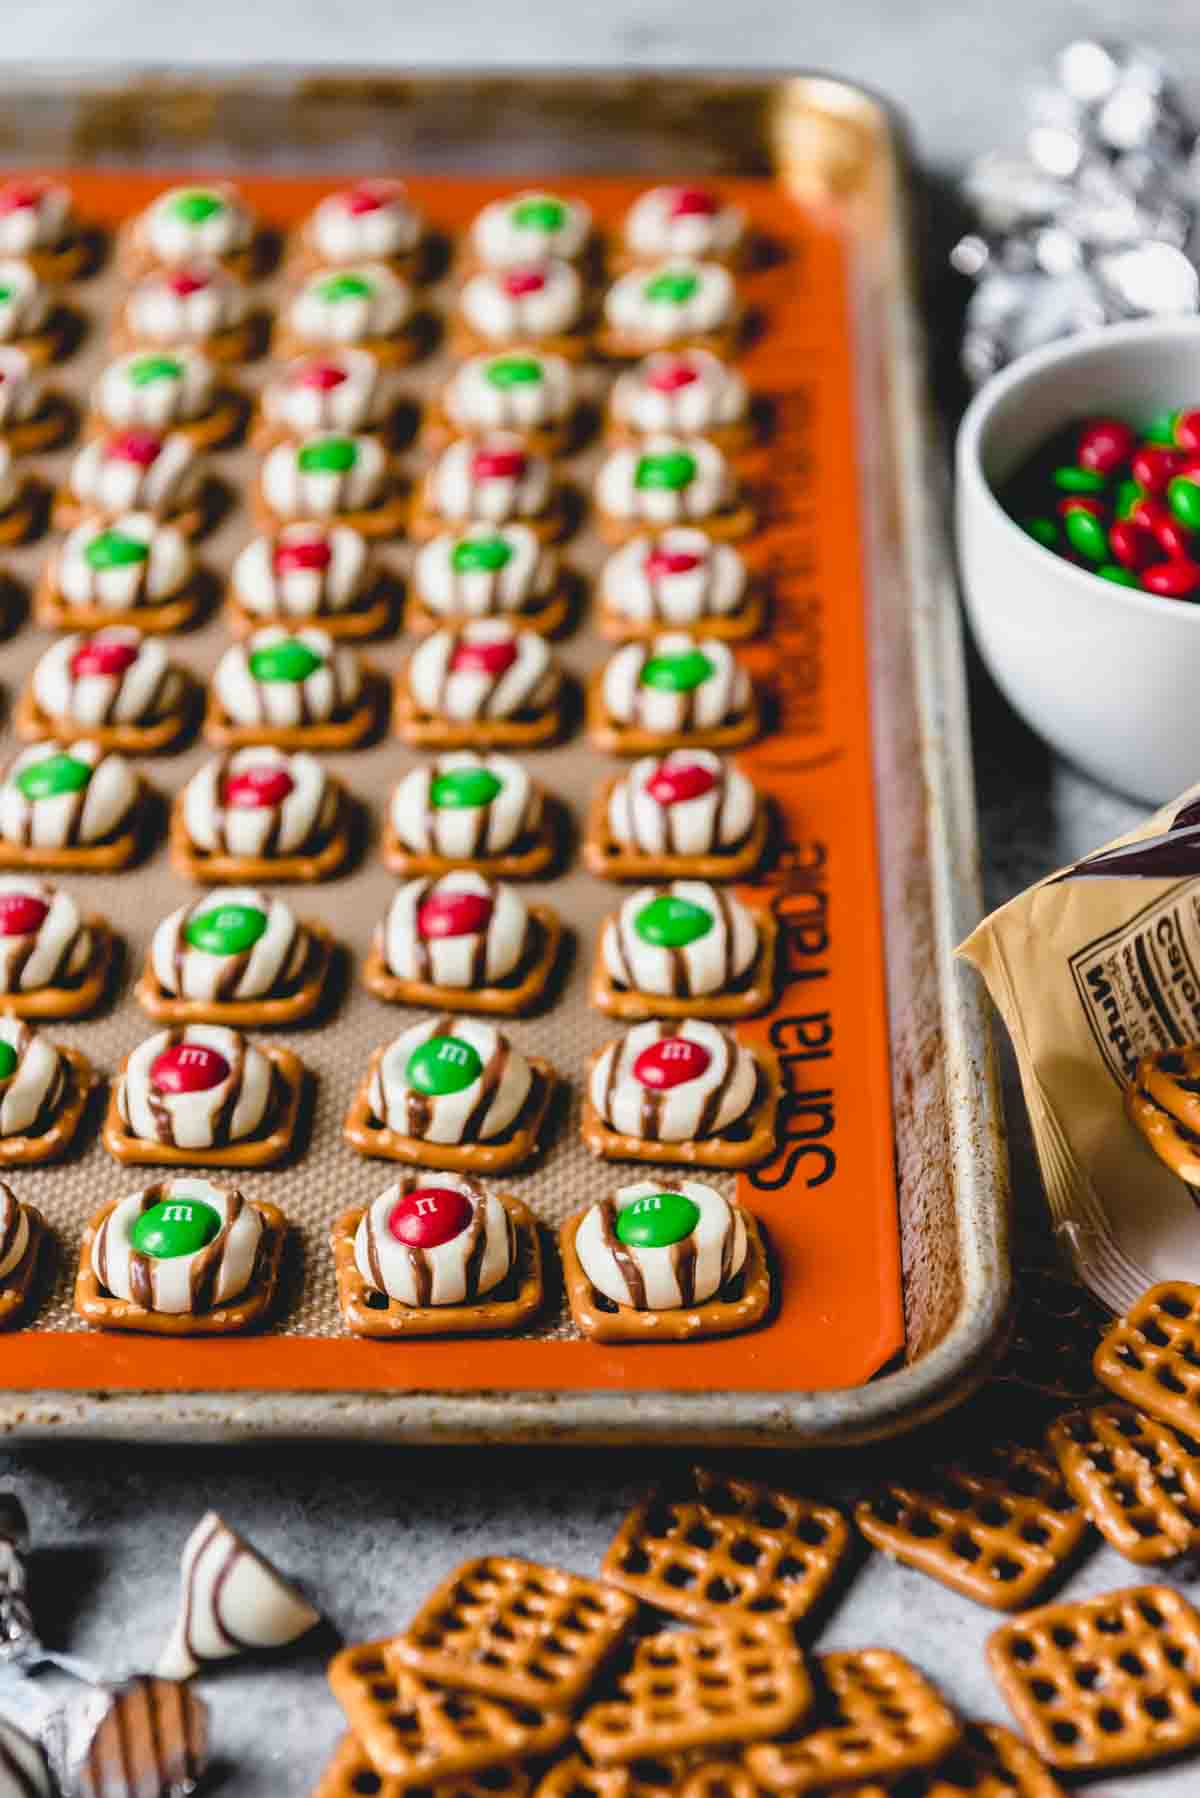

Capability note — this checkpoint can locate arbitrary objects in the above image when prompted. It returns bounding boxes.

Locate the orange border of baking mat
[0,170,901,1395]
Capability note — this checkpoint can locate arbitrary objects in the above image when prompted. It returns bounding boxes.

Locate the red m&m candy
[450,638,519,677]
[1143,560,1200,598]
[669,186,718,218]
[1107,519,1159,573]
[1077,418,1136,474]
[1132,445,1185,494]
[471,446,526,481]
[105,430,162,467]
[387,1185,473,1248]
[70,638,139,679]
[0,894,48,937]
[294,359,348,391]
[164,269,210,297]
[343,181,390,215]
[647,358,700,393]
[417,891,493,939]
[646,760,717,806]
[222,766,294,809]
[150,1044,230,1094]
[274,536,333,574]
[502,268,546,298]
[633,1036,712,1089]
[0,180,44,214]
[644,545,704,579]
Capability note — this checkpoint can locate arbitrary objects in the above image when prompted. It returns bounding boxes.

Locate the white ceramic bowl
[957,318,1200,805]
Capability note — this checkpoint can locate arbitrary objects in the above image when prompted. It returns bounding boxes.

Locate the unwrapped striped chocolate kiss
[68,1676,207,1798]
[156,1511,320,1680]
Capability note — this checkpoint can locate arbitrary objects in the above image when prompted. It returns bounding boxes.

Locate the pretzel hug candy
[331,1175,542,1338]
[171,748,352,883]
[0,174,92,283]
[592,880,777,1020]
[116,262,262,363]
[600,259,742,359]
[607,350,752,450]
[90,348,244,450]
[1126,1045,1200,1185]
[18,630,196,753]
[0,257,71,366]
[411,435,566,543]
[364,872,561,1013]
[383,753,558,879]
[0,1013,95,1165]
[75,1174,286,1336]
[205,626,379,750]
[620,186,748,270]
[433,351,579,455]
[595,438,753,543]
[55,426,210,535]
[137,888,333,1027]
[589,636,760,754]
[0,1182,46,1328]
[256,431,406,537]
[299,180,425,273]
[277,262,419,365]
[585,753,767,882]
[35,512,204,635]
[583,1021,780,1167]
[257,349,397,445]
[466,192,594,272]
[0,876,114,1017]
[0,742,145,871]
[343,1015,554,1173]
[121,182,261,279]
[0,345,73,454]
[1048,1402,1200,1565]
[454,259,589,360]
[598,531,762,641]
[395,620,565,749]
[104,1022,305,1168]
[229,521,395,639]
[408,524,572,637]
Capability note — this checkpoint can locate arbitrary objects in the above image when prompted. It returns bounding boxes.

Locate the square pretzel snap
[102,1045,306,1169]
[381,799,562,882]
[1048,1402,1200,1565]
[313,1731,532,1798]
[853,1444,1088,1612]
[330,1194,543,1339]
[601,1466,850,1630]
[537,1750,700,1798]
[580,1044,781,1170]
[390,1556,637,1710]
[744,1650,961,1793]
[328,1642,568,1785]
[576,1618,812,1765]
[343,1053,554,1175]
[74,1198,286,1337]
[225,577,399,643]
[1094,1281,1200,1439]
[14,681,201,756]
[392,667,568,751]
[987,1584,1200,1774]
[582,776,771,883]
[362,907,562,1016]
[0,1045,97,1166]
[560,1207,772,1344]
[202,671,387,753]
[135,921,335,1029]
[590,907,778,1023]
[0,799,149,872]
[596,582,767,645]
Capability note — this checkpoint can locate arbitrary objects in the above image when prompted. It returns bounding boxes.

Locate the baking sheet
[0,73,1009,1444]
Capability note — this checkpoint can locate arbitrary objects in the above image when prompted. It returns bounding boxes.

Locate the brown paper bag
[959,787,1200,1313]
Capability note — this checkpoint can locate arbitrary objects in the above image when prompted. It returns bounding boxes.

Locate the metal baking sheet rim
[0,67,1010,1446]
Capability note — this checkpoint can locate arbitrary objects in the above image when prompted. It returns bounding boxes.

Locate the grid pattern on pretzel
[327,1640,567,1782]
[1048,1403,1200,1563]
[392,1557,637,1708]
[313,1730,533,1798]
[881,1721,1068,1798]
[987,1585,1200,1772]
[744,1649,961,1793]
[601,1468,848,1628]
[532,1751,704,1797]
[1094,1282,1200,1437]
[853,1446,1086,1610]
[576,1619,810,1764]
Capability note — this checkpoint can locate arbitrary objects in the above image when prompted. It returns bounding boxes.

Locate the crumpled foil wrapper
[955,39,1200,382]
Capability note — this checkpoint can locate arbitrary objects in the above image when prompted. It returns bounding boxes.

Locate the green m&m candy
[485,356,542,390]
[171,190,224,225]
[15,753,90,801]
[640,648,714,692]
[430,767,502,808]
[1052,465,1106,494]
[1115,477,1144,519]
[0,287,13,306]
[1099,563,1141,587]
[0,1043,17,1083]
[1021,517,1058,549]
[644,270,699,305]
[512,197,566,233]
[616,1191,701,1248]
[405,1034,482,1096]
[1168,475,1200,530]
[452,536,513,574]
[131,1196,222,1259]
[1144,409,1181,445]
[318,272,372,303]
[635,450,697,492]
[1063,507,1108,562]
[184,903,268,957]
[248,638,323,683]
[634,893,713,948]
[298,436,357,474]
[129,355,184,387]
[84,529,149,571]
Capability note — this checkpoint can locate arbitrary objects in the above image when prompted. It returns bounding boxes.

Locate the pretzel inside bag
[601,1467,849,1629]
[987,1583,1200,1773]
[576,1617,811,1765]
[391,1556,637,1709]
[744,1649,961,1793]
[1127,1045,1200,1183]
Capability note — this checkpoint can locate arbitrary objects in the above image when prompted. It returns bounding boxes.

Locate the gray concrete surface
[0,3,1188,1792]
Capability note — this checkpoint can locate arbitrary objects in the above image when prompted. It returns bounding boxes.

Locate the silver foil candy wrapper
[955,38,1200,383]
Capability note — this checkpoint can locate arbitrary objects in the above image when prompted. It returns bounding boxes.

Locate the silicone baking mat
[0,170,902,1395]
